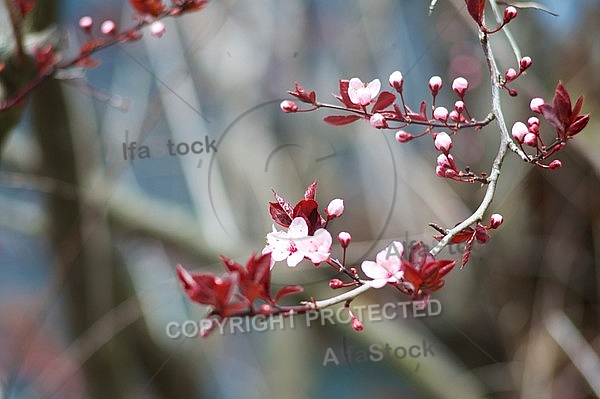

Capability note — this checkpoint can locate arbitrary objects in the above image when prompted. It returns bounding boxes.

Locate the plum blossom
[347,77,380,106]
[326,198,344,218]
[361,241,404,288]
[263,217,332,268]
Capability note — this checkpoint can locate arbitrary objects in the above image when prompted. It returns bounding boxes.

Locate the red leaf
[269,202,293,227]
[553,81,572,125]
[461,234,475,269]
[323,115,362,126]
[293,199,322,234]
[337,80,362,110]
[130,0,165,16]
[274,285,304,302]
[568,114,590,136]
[540,104,563,134]
[304,180,317,200]
[465,0,485,25]
[371,91,396,113]
[288,82,317,105]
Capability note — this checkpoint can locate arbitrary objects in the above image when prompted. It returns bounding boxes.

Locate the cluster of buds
[502,56,533,96]
[284,72,494,183]
[511,82,590,169]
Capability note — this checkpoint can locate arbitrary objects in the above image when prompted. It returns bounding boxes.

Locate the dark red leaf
[568,114,590,136]
[269,202,293,227]
[274,285,304,302]
[371,91,396,113]
[273,189,294,218]
[293,199,322,234]
[465,0,485,25]
[553,81,572,125]
[323,115,362,126]
[572,96,584,118]
[540,104,563,134]
[461,235,475,269]
[337,80,362,110]
[289,82,317,105]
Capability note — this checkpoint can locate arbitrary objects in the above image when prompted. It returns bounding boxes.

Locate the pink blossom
[505,68,517,81]
[79,16,93,31]
[263,217,332,268]
[100,20,116,35]
[523,133,537,146]
[351,317,363,331]
[436,153,459,178]
[520,56,532,71]
[338,232,351,248]
[150,21,166,38]
[389,71,403,92]
[434,132,452,153]
[280,100,298,113]
[326,198,344,218]
[452,77,469,96]
[454,101,464,113]
[361,241,404,288]
[395,130,413,143]
[348,77,380,106]
[369,113,386,128]
[489,214,503,229]
[511,121,528,143]
[428,76,443,96]
[530,97,545,113]
[433,106,449,122]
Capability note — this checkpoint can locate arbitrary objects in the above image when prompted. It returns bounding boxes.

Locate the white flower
[348,77,380,106]
[361,241,404,288]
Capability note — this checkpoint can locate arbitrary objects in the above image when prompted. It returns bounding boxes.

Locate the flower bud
[326,198,344,218]
[549,159,562,169]
[452,77,469,97]
[395,130,414,143]
[511,121,528,143]
[351,317,363,332]
[259,304,274,314]
[530,97,545,113]
[527,116,540,127]
[329,279,344,289]
[433,132,452,153]
[79,16,93,31]
[519,56,532,71]
[454,101,464,113]
[369,113,386,128]
[504,6,518,23]
[338,232,351,249]
[489,213,503,229]
[505,68,517,82]
[150,21,166,38]
[280,100,298,113]
[100,20,117,35]
[433,106,448,122]
[428,76,443,96]
[449,110,460,122]
[389,70,403,92]
[523,133,537,146]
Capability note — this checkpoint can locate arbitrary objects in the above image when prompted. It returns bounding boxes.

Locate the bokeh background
[1,0,599,398]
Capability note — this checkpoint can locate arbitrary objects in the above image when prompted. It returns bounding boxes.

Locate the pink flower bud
[351,317,363,332]
[428,76,443,96]
[530,97,544,113]
[527,116,540,127]
[150,21,166,38]
[326,198,344,218]
[433,106,448,122]
[505,68,517,82]
[329,279,344,289]
[523,132,537,146]
[504,6,518,23]
[489,213,503,229]
[100,20,117,35]
[280,100,298,113]
[338,232,351,248]
[395,130,413,143]
[511,121,528,143]
[454,101,464,113]
[389,70,403,92]
[79,16,93,31]
[259,304,274,314]
[433,132,452,153]
[520,56,532,71]
[549,160,562,169]
[452,77,469,97]
[449,110,460,122]
[528,123,539,134]
[369,113,386,128]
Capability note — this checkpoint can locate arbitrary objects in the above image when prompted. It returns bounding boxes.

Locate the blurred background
[1,0,599,398]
